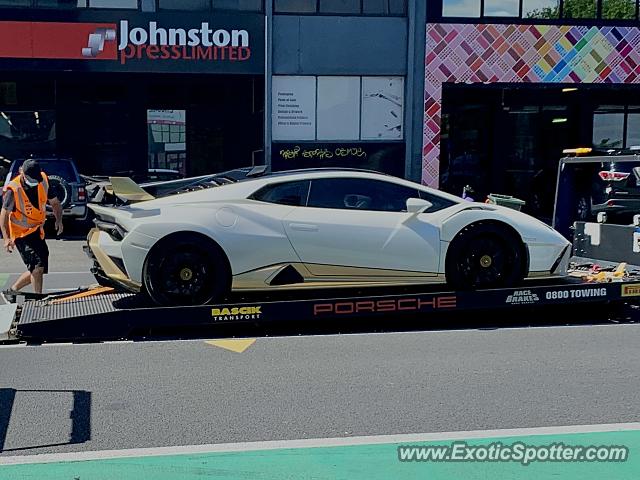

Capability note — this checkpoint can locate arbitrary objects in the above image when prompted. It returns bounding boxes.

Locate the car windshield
[13,159,78,182]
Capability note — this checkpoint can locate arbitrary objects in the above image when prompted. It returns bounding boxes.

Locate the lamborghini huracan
[86,169,571,306]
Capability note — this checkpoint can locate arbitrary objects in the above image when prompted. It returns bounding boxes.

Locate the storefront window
[361,76,404,140]
[0,110,56,161]
[363,0,406,13]
[441,0,634,19]
[602,0,636,18]
[593,107,624,148]
[88,0,138,7]
[275,0,406,13]
[213,0,262,10]
[0,0,31,6]
[320,0,360,13]
[627,111,640,147]
[159,0,209,9]
[147,110,187,177]
[36,0,81,7]
[484,0,519,15]
[388,0,406,13]
[274,0,316,12]
[442,0,481,17]
[316,76,360,140]
[522,0,560,17]
[562,0,597,17]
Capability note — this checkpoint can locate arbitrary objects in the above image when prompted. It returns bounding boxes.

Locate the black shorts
[14,230,49,274]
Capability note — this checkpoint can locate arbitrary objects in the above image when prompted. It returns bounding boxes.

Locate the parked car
[87,168,570,306]
[4,158,88,222]
[562,149,640,224]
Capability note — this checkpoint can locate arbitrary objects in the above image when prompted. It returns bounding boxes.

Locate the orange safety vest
[3,173,49,240]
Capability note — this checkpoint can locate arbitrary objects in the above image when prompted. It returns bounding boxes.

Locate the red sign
[0,17,263,74]
[0,21,117,60]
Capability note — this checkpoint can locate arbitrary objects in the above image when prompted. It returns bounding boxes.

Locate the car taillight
[78,186,86,201]
[598,171,630,181]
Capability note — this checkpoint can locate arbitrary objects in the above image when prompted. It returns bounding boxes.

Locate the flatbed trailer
[1,260,639,343]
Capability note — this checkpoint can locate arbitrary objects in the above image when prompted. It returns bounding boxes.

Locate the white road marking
[1,422,639,465]
[45,288,83,293]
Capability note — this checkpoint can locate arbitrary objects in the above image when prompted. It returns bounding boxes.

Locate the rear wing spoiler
[86,165,269,205]
[109,177,156,203]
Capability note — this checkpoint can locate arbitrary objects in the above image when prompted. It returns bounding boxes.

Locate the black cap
[22,159,42,184]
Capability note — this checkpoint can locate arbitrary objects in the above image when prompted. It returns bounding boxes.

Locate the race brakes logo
[118,21,251,64]
[505,290,539,305]
[313,296,457,316]
[621,283,640,297]
[211,306,261,322]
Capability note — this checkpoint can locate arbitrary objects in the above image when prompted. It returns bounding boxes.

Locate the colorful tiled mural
[423,23,640,187]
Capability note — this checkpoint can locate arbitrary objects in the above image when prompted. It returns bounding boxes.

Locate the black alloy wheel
[143,236,230,306]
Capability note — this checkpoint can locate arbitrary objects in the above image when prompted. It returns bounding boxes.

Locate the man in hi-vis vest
[1,160,63,294]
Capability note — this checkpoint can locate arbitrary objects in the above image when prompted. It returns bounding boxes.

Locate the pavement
[0,239,94,304]
[0,324,639,450]
[0,233,638,478]
[1,426,639,479]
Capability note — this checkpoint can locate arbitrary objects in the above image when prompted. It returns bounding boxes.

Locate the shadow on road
[0,389,91,453]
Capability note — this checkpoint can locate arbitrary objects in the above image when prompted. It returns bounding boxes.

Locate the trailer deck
[2,261,639,343]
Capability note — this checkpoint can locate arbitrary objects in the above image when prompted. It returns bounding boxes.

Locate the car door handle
[289,222,319,232]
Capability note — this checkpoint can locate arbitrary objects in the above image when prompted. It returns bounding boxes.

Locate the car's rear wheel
[445,223,525,290]
[142,234,230,306]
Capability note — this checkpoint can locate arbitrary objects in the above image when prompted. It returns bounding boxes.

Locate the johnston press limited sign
[0,12,264,74]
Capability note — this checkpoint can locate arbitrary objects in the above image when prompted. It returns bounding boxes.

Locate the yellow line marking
[205,338,256,353]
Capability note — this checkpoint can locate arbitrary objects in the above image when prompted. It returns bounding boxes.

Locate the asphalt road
[0,323,638,456]
[0,239,94,300]
[0,235,638,460]
[0,238,91,276]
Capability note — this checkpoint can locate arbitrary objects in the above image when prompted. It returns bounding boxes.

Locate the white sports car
[87,169,571,306]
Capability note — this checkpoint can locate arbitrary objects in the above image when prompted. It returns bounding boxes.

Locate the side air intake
[269,265,305,286]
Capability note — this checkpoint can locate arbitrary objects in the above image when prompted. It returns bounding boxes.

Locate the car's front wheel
[445,223,526,290]
[142,234,230,307]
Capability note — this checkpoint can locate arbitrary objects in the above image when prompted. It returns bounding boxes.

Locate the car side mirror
[406,197,432,214]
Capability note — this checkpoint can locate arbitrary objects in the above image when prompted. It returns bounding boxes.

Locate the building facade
[0,0,422,186]
[0,1,265,180]
[267,0,420,180]
[2,0,636,223]
[425,0,640,222]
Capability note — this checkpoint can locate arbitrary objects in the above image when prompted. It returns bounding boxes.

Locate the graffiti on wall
[424,23,640,186]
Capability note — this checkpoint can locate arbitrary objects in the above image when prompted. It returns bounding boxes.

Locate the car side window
[250,180,310,206]
[418,191,457,213]
[307,178,423,212]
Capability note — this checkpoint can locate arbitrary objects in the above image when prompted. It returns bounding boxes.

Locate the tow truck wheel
[142,234,231,307]
[445,223,525,290]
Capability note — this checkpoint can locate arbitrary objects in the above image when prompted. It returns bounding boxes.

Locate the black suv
[587,157,640,222]
[3,158,88,222]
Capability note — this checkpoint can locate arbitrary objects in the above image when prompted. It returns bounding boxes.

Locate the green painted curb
[1,430,638,479]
